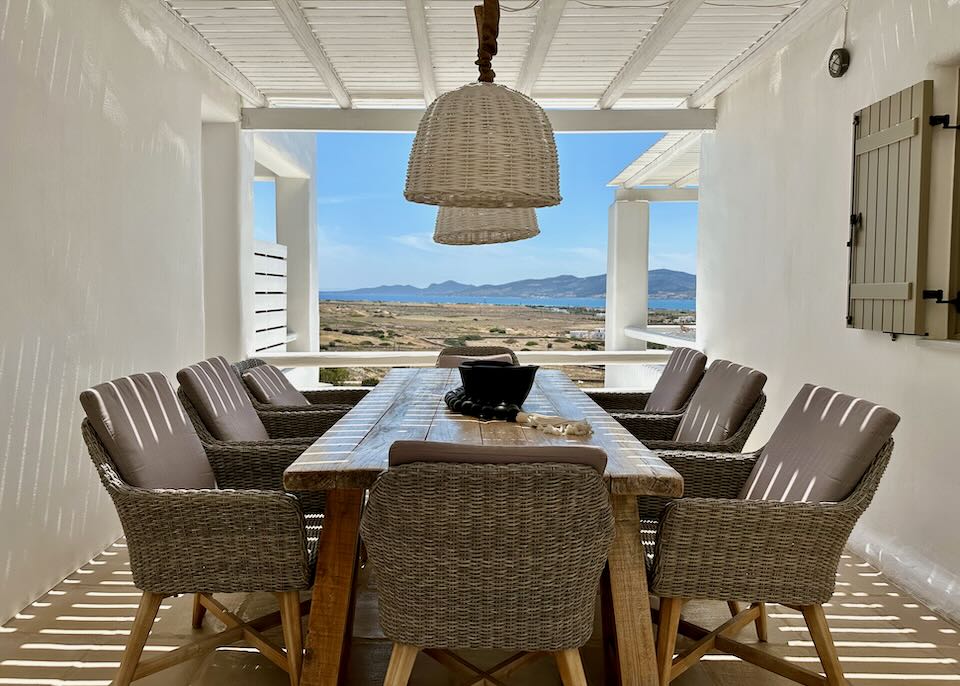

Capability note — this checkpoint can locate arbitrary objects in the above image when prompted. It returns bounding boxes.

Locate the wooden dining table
[283,367,683,686]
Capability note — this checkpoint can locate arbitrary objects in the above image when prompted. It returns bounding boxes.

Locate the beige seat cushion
[177,356,270,442]
[242,364,310,406]
[740,384,900,503]
[645,347,707,411]
[389,440,607,473]
[674,360,767,443]
[80,372,215,489]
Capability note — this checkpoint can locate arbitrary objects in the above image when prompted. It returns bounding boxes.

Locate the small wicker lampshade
[405,82,561,209]
[434,206,539,245]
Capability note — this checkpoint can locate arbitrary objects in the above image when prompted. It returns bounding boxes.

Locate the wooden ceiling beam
[131,0,265,106]
[597,0,704,110]
[241,107,717,132]
[272,0,352,108]
[514,0,567,96]
[686,0,843,108]
[404,0,438,104]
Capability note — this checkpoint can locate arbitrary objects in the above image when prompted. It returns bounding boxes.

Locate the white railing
[623,324,698,350]
[257,349,672,368]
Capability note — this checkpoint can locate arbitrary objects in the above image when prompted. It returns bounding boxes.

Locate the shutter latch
[922,289,960,312]
[929,114,960,130]
[847,213,862,247]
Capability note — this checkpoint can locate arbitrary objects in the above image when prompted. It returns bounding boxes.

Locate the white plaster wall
[698,1,960,620]
[202,123,256,361]
[0,0,238,622]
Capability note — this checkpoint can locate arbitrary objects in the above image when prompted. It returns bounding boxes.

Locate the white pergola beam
[597,0,704,110]
[515,0,567,96]
[671,168,699,188]
[615,188,698,202]
[131,0,265,107]
[686,0,843,108]
[241,107,717,132]
[621,131,702,188]
[404,0,438,104]
[272,0,352,109]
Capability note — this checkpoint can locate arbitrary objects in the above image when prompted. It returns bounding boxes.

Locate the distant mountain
[327,270,695,300]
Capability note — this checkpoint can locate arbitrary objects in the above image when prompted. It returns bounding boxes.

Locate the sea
[320,292,696,312]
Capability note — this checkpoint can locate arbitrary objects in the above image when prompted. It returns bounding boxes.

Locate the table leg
[605,494,659,686]
[302,488,364,686]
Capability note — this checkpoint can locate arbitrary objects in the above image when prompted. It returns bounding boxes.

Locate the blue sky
[254,133,698,291]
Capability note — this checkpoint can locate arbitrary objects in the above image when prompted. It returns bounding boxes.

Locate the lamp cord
[474,0,500,83]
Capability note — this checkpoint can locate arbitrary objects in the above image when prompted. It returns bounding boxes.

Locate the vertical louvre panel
[848,80,933,335]
[253,240,289,352]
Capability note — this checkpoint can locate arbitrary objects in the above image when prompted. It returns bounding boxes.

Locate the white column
[200,123,256,361]
[604,188,654,388]
[276,175,319,386]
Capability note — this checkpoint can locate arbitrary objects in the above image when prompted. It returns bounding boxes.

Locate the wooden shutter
[847,80,933,335]
[253,240,289,352]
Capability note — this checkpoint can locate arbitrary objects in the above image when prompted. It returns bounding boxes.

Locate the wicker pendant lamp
[405,0,561,212]
[434,206,540,245]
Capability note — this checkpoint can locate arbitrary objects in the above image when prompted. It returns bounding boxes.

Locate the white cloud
[317,192,393,206]
[390,232,440,252]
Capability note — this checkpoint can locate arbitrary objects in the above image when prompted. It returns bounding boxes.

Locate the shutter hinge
[930,114,960,130]
[853,114,860,126]
[846,315,854,325]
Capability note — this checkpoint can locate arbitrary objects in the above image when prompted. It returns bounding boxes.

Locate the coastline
[320,292,696,312]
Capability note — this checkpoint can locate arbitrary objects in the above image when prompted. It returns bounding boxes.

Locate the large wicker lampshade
[434,206,539,245]
[405,0,561,211]
[405,82,560,209]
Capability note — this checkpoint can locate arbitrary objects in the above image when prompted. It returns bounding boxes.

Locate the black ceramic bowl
[458,359,538,406]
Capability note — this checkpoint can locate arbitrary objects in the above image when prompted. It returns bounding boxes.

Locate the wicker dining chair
[177,356,331,512]
[80,372,315,686]
[617,359,767,453]
[435,345,519,367]
[179,356,343,441]
[588,347,706,415]
[647,384,900,686]
[360,440,615,686]
[235,357,370,412]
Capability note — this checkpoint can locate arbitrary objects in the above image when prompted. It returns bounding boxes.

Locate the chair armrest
[203,439,310,491]
[304,388,370,406]
[259,408,347,439]
[642,438,743,453]
[614,413,683,441]
[587,391,651,413]
[112,487,312,594]
[651,497,859,606]
[655,450,760,500]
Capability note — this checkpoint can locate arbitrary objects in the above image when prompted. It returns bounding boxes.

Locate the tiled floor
[1,541,959,685]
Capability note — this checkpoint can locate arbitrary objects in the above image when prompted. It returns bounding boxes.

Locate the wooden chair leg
[278,591,304,686]
[191,593,207,629]
[384,643,419,686]
[754,602,768,642]
[114,591,164,686]
[656,597,683,686]
[726,600,740,617]
[802,604,845,686]
[554,649,587,686]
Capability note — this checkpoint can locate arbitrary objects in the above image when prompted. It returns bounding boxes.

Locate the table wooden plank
[533,372,683,497]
